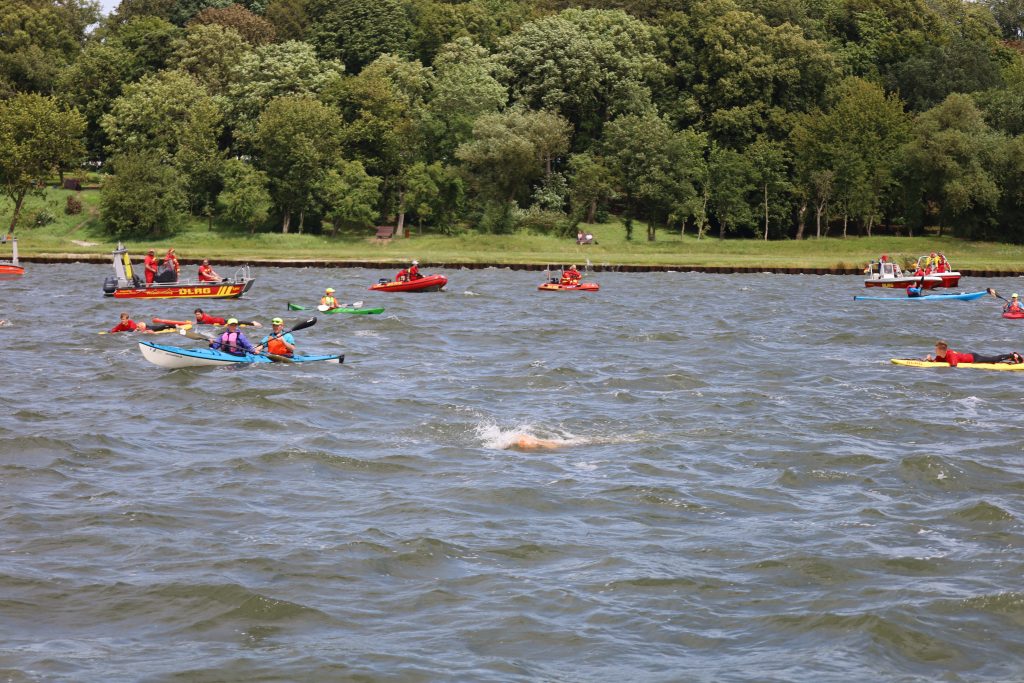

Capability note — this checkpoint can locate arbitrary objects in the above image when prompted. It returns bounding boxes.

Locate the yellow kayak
[890,358,1024,371]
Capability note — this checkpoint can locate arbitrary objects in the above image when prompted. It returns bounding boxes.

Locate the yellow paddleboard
[890,358,1024,371]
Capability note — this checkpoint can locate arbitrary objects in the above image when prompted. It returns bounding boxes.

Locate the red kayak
[369,274,447,292]
[538,281,599,292]
[1003,311,1024,319]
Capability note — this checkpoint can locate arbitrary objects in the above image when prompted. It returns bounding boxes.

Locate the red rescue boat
[538,281,600,292]
[102,244,255,299]
[369,273,447,292]
[864,259,943,289]
[0,237,24,280]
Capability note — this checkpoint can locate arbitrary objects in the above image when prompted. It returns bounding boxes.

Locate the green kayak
[287,301,384,315]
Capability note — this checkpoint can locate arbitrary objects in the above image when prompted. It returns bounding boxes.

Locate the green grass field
[6,188,1024,270]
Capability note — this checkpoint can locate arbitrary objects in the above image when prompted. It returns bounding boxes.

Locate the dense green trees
[8,0,1024,241]
[0,94,86,231]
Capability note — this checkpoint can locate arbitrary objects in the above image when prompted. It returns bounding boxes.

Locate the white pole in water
[11,237,17,266]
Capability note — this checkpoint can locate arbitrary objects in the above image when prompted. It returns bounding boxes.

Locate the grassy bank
[6,188,1024,269]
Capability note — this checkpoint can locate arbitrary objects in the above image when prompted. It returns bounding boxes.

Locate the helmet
[227,318,238,325]
[412,260,418,265]
[326,287,335,293]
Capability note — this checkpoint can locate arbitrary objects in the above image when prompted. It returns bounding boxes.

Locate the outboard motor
[378,278,389,284]
[102,275,118,295]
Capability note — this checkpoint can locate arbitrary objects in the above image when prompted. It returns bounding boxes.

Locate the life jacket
[321,296,339,308]
[267,336,291,355]
[1009,301,1022,312]
[218,330,245,355]
[395,269,408,282]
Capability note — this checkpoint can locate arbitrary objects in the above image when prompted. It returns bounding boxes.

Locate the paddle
[317,300,363,312]
[987,287,1009,303]
[181,317,317,363]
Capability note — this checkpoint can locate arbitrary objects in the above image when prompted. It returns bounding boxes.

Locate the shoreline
[16,254,1024,277]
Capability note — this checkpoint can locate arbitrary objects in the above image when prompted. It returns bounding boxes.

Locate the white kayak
[138,341,344,369]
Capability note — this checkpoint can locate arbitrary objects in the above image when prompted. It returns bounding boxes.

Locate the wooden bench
[375,225,395,240]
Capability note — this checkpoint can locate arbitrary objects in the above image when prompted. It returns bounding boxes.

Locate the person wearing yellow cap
[320,287,341,309]
[254,317,295,357]
[209,318,255,356]
[1004,293,1023,315]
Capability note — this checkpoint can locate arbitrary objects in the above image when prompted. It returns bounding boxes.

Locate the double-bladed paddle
[180,317,317,363]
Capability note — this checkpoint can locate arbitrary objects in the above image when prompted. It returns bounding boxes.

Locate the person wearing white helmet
[408,260,421,280]
[320,287,340,309]
[1004,293,1023,315]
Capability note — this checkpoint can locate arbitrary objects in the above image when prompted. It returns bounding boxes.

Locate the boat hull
[891,358,1024,371]
[110,279,254,299]
[369,274,447,292]
[864,276,942,289]
[139,341,343,368]
[1003,311,1024,319]
[538,282,600,292]
[286,302,384,314]
[0,264,24,280]
[854,291,986,302]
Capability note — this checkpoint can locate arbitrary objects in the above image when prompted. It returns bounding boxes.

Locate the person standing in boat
[197,259,222,282]
[254,318,296,357]
[1004,293,1024,314]
[143,249,158,284]
[926,341,1022,366]
[210,319,255,356]
[155,248,179,283]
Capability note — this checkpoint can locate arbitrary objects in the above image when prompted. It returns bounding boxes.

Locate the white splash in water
[475,423,586,450]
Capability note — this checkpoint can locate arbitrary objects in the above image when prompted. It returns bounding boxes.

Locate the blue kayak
[853,291,987,302]
[139,341,344,368]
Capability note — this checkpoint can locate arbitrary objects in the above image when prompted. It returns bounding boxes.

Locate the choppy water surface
[2,264,1024,682]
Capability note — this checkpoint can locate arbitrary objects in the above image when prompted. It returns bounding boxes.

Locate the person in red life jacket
[254,317,296,357]
[560,264,581,285]
[109,312,138,333]
[395,268,409,282]
[926,341,1023,366]
[1004,293,1024,314]
[320,287,340,308]
[143,249,158,284]
[936,253,949,273]
[197,259,222,282]
[210,318,255,356]
[165,248,180,275]
[408,260,421,279]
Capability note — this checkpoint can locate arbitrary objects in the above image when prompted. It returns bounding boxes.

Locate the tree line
[3,0,1024,240]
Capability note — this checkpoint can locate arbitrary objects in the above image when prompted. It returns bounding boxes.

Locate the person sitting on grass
[926,341,1023,366]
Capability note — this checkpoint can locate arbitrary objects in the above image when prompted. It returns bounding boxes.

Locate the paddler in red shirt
[927,341,1022,366]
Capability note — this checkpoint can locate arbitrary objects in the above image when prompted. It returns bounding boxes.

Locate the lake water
[2,264,1023,682]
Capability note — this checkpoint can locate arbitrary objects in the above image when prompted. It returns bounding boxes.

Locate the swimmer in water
[512,434,561,450]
